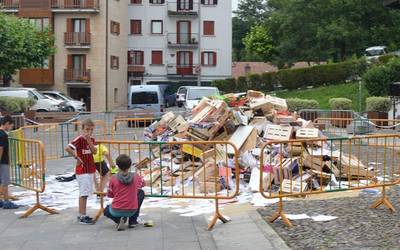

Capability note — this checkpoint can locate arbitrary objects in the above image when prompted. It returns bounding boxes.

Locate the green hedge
[212,59,367,93]
[329,98,353,110]
[286,98,319,112]
[0,97,36,113]
[366,96,391,112]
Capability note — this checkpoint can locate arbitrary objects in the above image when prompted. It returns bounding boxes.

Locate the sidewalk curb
[249,210,291,250]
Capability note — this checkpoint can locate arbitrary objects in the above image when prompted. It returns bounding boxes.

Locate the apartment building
[0,0,128,111]
[1,0,232,110]
[127,0,232,86]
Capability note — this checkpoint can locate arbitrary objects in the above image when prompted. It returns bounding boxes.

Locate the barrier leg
[269,197,293,228]
[207,198,229,231]
[20,192,58,218]
[93,192,105,223]
[370,186,395,213]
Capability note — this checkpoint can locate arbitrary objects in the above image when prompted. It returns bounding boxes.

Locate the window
[111,56,119,69]
[114,88,118,103]
[110,21,120,35]
[150,0,165,3]
[202,52,216,66]
[131,0,142,3]
[203,21,214,35]
[151,51,163,65]
[128,51,144,65]
[28,18,50,31]
[131,92,159,104]
[151,20,163,34]
[201,0,217,5]
[130,20,142,34]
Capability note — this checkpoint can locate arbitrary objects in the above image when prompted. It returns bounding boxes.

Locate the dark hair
[116,154,132,171]
[0,115,14,126]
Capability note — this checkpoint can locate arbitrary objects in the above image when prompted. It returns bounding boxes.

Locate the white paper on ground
[311,215,338,222]
[250,192,280,207]
[282,214,310,220]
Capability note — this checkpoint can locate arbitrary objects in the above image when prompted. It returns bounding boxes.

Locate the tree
[242,25,274,62]
[235,0,269,25]
[0,13,55,86]
[232,17,251,61]
[266,0,400,65]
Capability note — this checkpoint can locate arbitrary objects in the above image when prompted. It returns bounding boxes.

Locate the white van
[128,85,165,114]
[0,88,61,112]
[365,46,387,61]
[184,87,219,109]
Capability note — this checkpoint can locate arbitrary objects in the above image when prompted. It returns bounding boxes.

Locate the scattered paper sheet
[311,215,338,222]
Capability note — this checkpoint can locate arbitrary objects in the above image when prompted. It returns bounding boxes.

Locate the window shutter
[140,51,144,65]
[189,51,193,65]
[213,52,217,66]
[86,18,90,33]
[66,18,72,32]
[189,0,193,10]
[130,20,134,34]
[67,55,73,69]
[127,51,131,65]
[83,55,87,69]
[201,52,204,65]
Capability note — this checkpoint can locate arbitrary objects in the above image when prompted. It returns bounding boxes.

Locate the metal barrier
[111,118,158,143]
[8,137,58,218]
[259,134,400,228]
[94,140,240,230]
[19,120,107,159]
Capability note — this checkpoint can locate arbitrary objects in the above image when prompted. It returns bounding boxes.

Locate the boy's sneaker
[116,217,127,231]
[2,201,19,209]
[79,216,94,225]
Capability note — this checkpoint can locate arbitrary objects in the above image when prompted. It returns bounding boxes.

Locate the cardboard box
[227,126,256,154]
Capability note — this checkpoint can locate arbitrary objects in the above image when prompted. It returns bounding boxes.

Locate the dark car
[164,93,177,108]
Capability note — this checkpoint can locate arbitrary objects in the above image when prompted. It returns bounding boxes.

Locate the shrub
[212,78,236,93]
[247,74,262,90]
[378,54,396,64]
[236,76,248,92]
[0,97,35,113]
[329,98,353,110]
[261,72,275,91]
[366,97,391,112]
[363,64,392,96]
[286,98,319,112]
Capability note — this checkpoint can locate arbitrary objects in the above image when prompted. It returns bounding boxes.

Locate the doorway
[68,87,91,111]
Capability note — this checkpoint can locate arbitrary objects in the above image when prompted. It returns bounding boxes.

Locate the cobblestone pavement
[258,186,400,250]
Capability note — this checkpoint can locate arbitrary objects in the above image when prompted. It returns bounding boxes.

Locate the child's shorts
[95,161,110,177]
[76,173,94,197]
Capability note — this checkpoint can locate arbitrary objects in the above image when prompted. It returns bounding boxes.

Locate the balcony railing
[128,65,145,75]
[0,0,20,9]
[167,64,199,78]
[64,68,91,83]
[64,32,91,47]
[167,33,199,48]
[51,0,99,11]
[167,2,198,16]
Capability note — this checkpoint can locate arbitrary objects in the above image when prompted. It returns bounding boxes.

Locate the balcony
[167,2,198,17]
[64,68,91,83]
[167,64,199,79]
[51,0,100,12]
[167,33,199,48]
[0,0,19,11]
[64,32,91,48]
[128,65,145,76]
[19,68,54,86]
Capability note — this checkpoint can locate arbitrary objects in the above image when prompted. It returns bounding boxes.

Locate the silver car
[41,91,86,112]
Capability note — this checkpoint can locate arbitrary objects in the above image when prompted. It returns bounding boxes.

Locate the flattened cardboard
[227,126,255,154]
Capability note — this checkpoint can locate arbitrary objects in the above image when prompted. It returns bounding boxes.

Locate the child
[93,144,115,192]
[0,115,19,209]
[65,119,97,225]
[104,154,145,231]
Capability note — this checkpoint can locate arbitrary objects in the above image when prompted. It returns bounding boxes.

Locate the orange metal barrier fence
[259,134,400,228]
[95,139,240,230]
[8,137,58,218]
[20,120,107,159]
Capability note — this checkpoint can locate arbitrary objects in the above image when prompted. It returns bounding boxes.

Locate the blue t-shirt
[0,129,9,164]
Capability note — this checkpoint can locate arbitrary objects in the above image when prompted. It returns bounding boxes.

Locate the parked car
[0,88,61,112]
[365,46,388,61]
[176,86,190,108]
[128,85,165,114]
[184,87,220,109]
[41,91,86,112]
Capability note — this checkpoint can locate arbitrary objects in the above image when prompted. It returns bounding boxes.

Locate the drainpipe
[197,1,201,86]
[105,0,109,111]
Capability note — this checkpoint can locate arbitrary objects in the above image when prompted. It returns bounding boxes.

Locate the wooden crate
[296,128,319,139]
[264,124,293,141]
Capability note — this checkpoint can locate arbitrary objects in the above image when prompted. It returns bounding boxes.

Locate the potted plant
[191,37,197,44]
[366,97,391,126]
[329,98,353,128]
